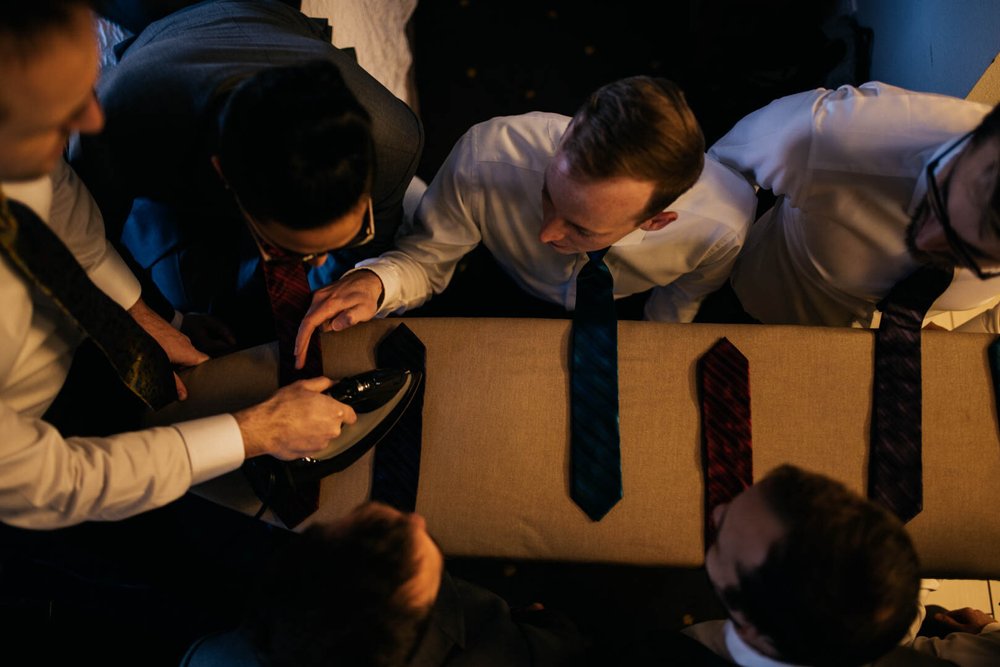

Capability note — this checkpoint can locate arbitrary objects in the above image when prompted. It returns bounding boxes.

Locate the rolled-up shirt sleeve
[47,158,141,309]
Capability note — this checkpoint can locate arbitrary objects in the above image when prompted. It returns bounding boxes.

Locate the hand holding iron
[234,376,358,460]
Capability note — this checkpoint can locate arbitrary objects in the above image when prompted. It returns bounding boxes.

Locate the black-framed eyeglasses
[925,131,1000,279]
[243,197,375,264]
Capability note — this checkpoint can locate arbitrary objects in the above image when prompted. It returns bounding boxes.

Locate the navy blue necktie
[371,324,425,512]
[570,248,622,521]
[0,195,176,410]
[869,264,952,523]
[698,338,752,548]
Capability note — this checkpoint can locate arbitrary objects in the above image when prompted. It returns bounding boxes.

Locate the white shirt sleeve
[644,229,744,322]
[355,128,484,315]
[708,87,826,203]
[47,159,141,309]
[0,403,244,529]
[0,162,246,529]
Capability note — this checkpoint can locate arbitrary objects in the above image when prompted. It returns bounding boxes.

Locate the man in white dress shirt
[708,81,1000,329]
[0,0,356,529]
[291,76,756,364]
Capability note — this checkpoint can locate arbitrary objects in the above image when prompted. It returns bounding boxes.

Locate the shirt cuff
[175,414,245,485]
[347,262,396,316]
[87,245,142,309]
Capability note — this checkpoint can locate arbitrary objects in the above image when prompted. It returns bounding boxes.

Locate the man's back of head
[708,464,921,667]
[216,59,374,232]
[245,502,438,667]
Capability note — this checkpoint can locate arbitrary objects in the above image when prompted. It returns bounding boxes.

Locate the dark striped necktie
[569,247,622,521]
[698,337,752,548]
[259,244,322,386]
[869,264,953,523]
[0,193,176,410]
[370,324,425,512]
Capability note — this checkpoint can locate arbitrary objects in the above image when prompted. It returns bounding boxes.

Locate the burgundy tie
[259,245,322,386]
[698,337,753,548]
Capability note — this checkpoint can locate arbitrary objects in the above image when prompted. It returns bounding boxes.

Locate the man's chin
[545,242,576,255]
[1,161,57,183]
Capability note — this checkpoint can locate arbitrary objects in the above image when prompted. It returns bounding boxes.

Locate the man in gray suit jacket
[71,0,423,352]
[180,502,586,667]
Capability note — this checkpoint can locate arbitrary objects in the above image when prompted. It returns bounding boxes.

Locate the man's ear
[639,210,678,232]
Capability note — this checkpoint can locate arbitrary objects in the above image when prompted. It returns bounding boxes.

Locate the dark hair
[217,59,374,231]
[246,505,430,667]
[0,0,92,63]
[560,75,705,220]
[720,465,920,667]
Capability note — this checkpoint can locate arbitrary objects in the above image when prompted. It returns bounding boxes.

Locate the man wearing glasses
[706,81,1000,330]
[291,76,758,362]
[69,0,422,355]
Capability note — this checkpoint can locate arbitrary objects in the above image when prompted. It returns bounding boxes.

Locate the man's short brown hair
[559,75,705,219]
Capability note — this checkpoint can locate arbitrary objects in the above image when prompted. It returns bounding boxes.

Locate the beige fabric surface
[159,319,1000,577]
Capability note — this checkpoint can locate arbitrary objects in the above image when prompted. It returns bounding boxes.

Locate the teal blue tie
[570,248,622,521]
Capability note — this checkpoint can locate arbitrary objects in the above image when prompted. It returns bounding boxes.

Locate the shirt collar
[724,620,807,667]
[611,225,646,247]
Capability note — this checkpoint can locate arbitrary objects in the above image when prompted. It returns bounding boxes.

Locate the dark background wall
[411,0,863,182]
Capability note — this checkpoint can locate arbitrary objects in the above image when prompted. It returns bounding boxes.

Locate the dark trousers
[6,343,292,665]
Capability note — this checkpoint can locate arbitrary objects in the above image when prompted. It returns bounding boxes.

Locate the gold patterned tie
[0,191,176,410]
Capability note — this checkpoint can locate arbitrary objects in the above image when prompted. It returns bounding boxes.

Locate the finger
[297,375,335,392]
[331,304,366,332]
[293,319,318,370]
[340,405,358,425]
[188,347,210,365]
[174,372,188,401]
[936,614,965,630]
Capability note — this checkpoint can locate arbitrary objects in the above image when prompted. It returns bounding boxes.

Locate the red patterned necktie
[698,337,752,548]
[259,244,322,386]
[869,264,952,523]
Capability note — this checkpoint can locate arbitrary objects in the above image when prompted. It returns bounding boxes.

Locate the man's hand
[180,312,238,357]
[294,270,384,369]
[128,298,209,400]
[234,376,358,460]
[933,607,997,634]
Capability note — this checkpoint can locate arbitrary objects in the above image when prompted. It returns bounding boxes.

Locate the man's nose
[76,95,104,135]
[539,218,565,244]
